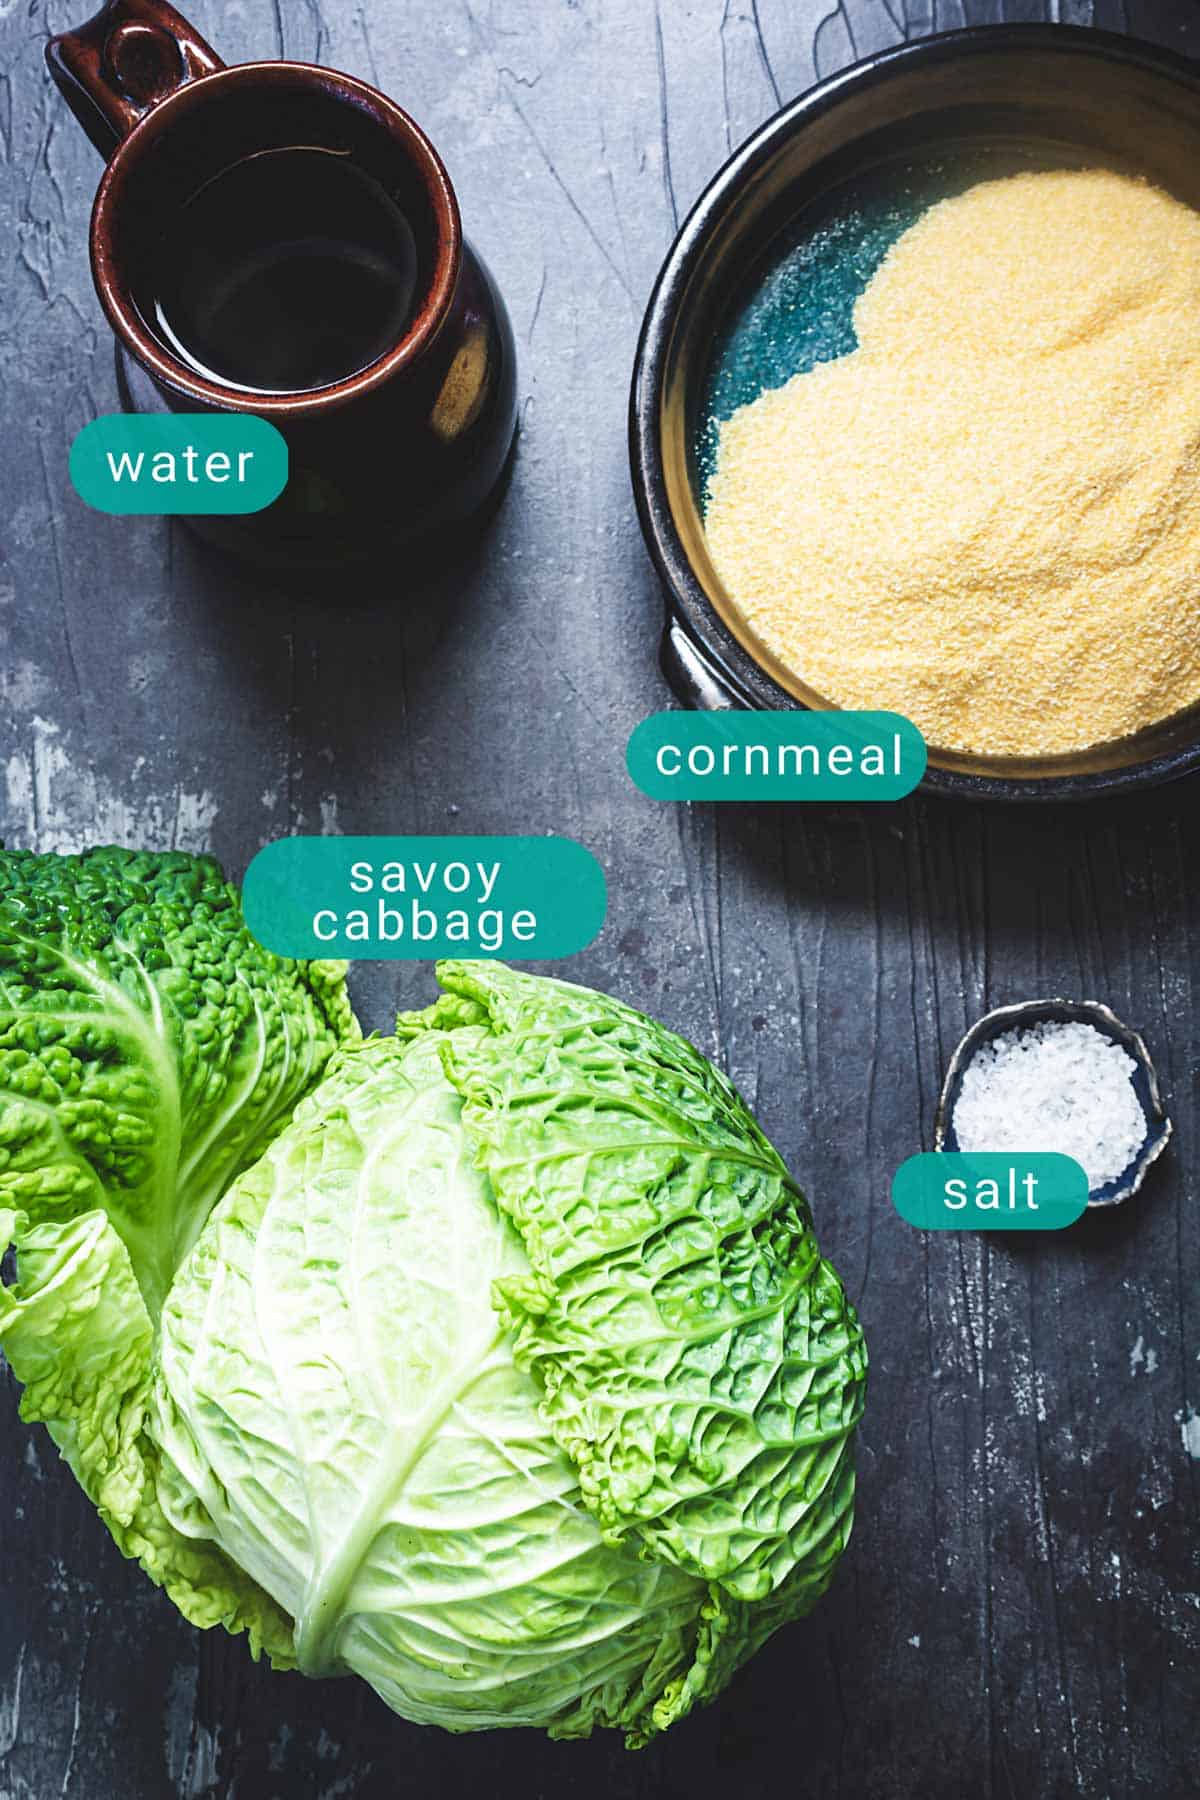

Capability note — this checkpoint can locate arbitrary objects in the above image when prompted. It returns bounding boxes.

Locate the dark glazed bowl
[934,998,1172,1208]
[629,25,1200,801]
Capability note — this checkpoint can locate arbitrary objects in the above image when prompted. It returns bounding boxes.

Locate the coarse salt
[951,1020,1146,1193]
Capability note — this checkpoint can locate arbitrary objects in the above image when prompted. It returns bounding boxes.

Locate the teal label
[243,836,606,960]
[892,1153,1089,1231]
[70,414,288,514]
[627,711,926,801]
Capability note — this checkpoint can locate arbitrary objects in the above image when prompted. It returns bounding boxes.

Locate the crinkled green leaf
[0,846,356,1309]
[434,960,866,1614]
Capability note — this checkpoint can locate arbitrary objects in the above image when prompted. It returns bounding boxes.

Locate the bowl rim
[629,22,1200,804]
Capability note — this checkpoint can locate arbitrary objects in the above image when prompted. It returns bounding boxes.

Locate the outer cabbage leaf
[0,848,356,1662]
[0,1203,295,1664]
[430,961,867,1620]
[153,1034,707,1740]
[0,847,356,1309]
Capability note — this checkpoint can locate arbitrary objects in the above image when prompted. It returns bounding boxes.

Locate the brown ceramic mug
[48,0,518,568]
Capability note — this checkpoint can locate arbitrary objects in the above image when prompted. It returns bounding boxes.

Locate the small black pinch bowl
[629,25,1200,802]
[933,999,1172,1208]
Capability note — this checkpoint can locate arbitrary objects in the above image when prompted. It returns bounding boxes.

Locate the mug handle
[47,0,223,159]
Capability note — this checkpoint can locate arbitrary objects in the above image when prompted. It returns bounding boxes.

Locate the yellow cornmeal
[704,168,1200,758]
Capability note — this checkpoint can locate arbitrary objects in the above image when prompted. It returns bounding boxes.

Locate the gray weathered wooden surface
[2,1,1199,1796]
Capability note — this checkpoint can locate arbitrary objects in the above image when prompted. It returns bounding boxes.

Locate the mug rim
[90,60,463,417]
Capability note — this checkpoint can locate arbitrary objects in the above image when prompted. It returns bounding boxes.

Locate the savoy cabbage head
[0,854,866,1746]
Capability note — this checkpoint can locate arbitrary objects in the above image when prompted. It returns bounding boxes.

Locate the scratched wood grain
[2,1,1198,1797]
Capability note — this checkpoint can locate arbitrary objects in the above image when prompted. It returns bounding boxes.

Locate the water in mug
[142,146,421,393]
